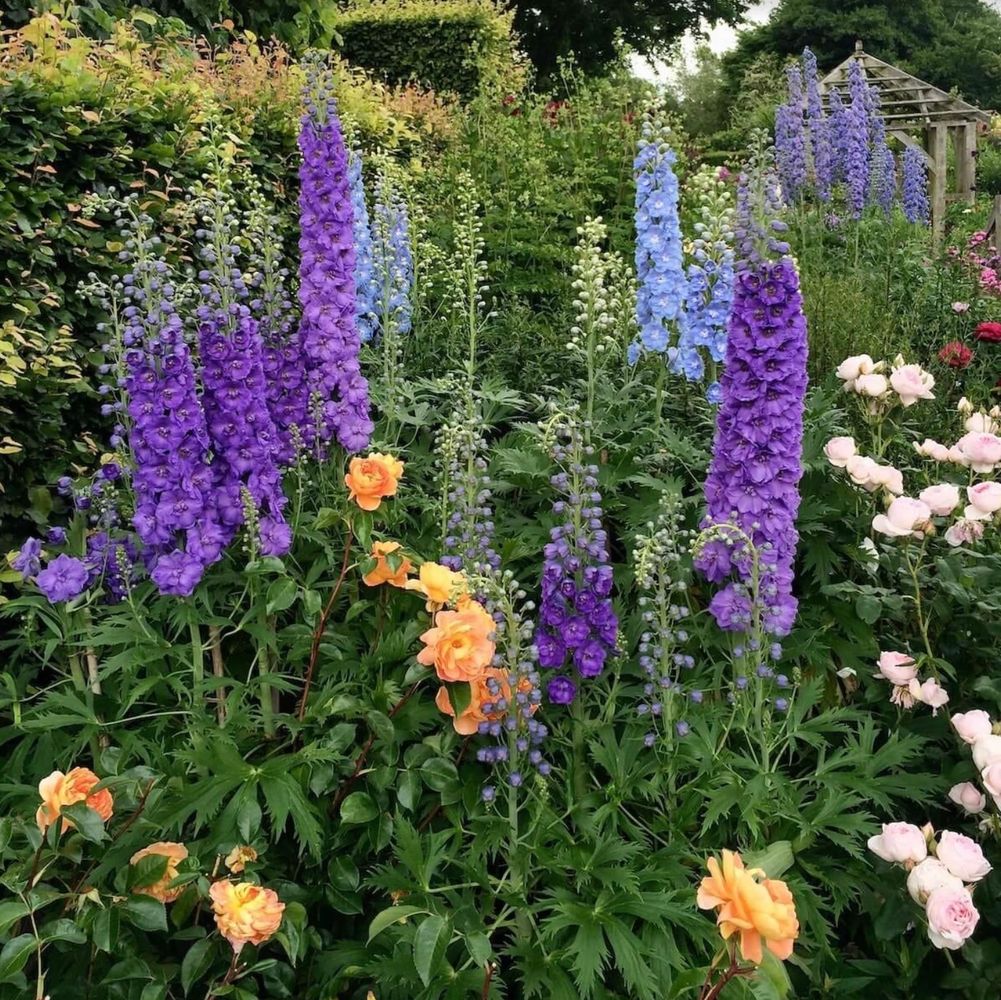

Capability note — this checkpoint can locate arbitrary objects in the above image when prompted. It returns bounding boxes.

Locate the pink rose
[855,372,890,398]
[919,484,960,516]
[964,412,997,434]
[836,354,876,382]
[907,858,965,903]
[947,444,969,467]
[908,677,949,714]
[877,651,917,686]
[945,518,985,546]
[951,709,993,744]
[824,436,857,468]
[952,301,970,314]
[846,455,881,491]
[972,734,1001,769]
[965,481,1001,519]
[925,886,979,950]
[980,761,1001,800]
[870,464,904,495]
[867,821,928,866]
[872,497,932,538]
[956,432,1001,473]
[890,364,935,406]
[948,782,987,814]
[936,830,992,882]
[914,438,951,462]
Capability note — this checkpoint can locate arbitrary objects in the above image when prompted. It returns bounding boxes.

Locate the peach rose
[824,437,857,468]
[936,831,992,883]
[907,858,964,904]
[872,497,932,538]
[876,651,917,686]
[696,850,799,964]
[908,677,949,715]
[362,541,412,588]
[956,432,1001,473]
[344,453,404,512]
[914,438,951,462]
[435,668,534,736]
[926,886,979,950]
[945,518,985,547]
[949,782,987,815]
[919,484,960,516]
[416,602,496,682]
[868,822,928,867]
[225,845,259,874]
[209,880,285,954]
[36,767,114,833]
[890,364,935,406]
[951,710,993,745]
[405,562,467,610]
[965,481,1001,520]
[129,842,189,903]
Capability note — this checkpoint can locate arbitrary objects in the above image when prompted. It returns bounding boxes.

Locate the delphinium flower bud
[536,414,617,696]
[676,166,735,392]
[295,66,373,453]
[633,493,696,746]
[631,117,685,361]
[348,146,379,345]
[695,145,808,639]
[802,48,831,201]
[195,183,291,558]
[470,572,549,793]
[901,147,929,224]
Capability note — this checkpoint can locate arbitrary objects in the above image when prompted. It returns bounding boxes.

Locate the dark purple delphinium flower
[195,192,290,557]
[536,420,617,693]
[802,48,831,200]
[901,146,929,224]
[118,205,218,596]
[546,675,577,705]
[36,553,89,603]
[85,531,140,603]
[46,527,66,545]
[695,149,808,637]
[151,549,205,597]
[295,75,373,453]
[13,537,43,578]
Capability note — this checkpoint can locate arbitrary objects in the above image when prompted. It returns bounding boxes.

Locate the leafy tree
[722,0,1001,109]
[511,0,747,78]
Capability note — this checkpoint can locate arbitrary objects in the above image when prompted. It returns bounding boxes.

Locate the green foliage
[332,0,519,101]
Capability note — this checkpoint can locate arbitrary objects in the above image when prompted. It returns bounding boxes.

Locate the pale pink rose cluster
[868,822,988,950]
[949,708,1001,817]
[864,486,997,547]
[875,651,949,714]
[835,355,936,409]
[824,438,905,494]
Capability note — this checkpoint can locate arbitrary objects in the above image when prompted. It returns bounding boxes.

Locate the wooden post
[954,121,978,203]
[989,195,1001,254]
[928,124,948,245]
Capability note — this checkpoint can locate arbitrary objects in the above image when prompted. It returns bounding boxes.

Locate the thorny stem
[481,961,496,999]
[298,521,354,722]
[904,545,935,662]
[205,950,240,999]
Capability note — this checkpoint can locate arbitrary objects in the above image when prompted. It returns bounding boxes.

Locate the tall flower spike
[802,48,832,200]
[775,65,806,202]
[901,147,929,224]
[348,147,379,345]
[695,151,808,637]
[296,67,373,453]
[676,166,736,391]
[844,61,870,218]
[866,90,894,214]
[632,117,685,359]
[827,89,850,184]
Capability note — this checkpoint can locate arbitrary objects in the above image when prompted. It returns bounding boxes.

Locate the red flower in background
[975,321,1001,343]
[939,341,975,368]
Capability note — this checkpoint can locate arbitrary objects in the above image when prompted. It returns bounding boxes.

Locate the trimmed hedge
[332,0,518,100]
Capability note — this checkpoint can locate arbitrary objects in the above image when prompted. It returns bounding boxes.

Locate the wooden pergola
[819,41,991,242]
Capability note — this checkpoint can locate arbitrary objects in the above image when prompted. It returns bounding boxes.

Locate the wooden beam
[955,121,978,202]
[929,125,948,245]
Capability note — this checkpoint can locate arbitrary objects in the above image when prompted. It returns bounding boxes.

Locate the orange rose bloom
[696,850,799,964]
[225,845,259,874]
[416,601,496,682]
[209,880,285,954]
[436,668,535,735]
[405,561,467,609]
[344,453,404,512]
[129,842,189,903]
[36,767,114,833]
[362,541,412,588]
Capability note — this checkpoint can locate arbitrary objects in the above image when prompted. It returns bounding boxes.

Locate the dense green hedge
[332,0,517,100]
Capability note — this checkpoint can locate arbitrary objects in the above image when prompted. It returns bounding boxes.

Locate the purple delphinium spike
[371,173,414,341]
[632,118,685,359]
[695,151,808,637]
[536,418,617,694]
[296,79,373,454]
[844,62,870,218]
[348,148,379,344]
[775,66,806,202]
[802,48,831,200]
[901,146,929,224]
[827,89,850,184]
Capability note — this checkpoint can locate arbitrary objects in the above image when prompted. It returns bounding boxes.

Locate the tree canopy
[723,0,1001,109]
[511,0,747,78]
